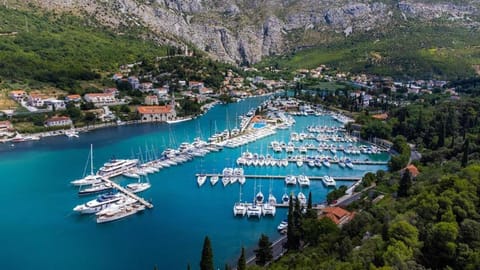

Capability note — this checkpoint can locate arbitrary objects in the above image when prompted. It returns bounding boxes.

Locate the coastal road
[245,235,287,267]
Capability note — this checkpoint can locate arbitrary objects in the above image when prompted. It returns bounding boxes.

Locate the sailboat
[126,175,151,193]
[233,185,247,216]
[71,144,103,186]
[210,174,219,186]
[262,180,276,216]
[255,183,264,204]
[246,182,262,218]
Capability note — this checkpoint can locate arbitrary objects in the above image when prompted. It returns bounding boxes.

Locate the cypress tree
[286,195,299,250]
[254,234,273,266]
[237,247,246,270]
[462,138,469,167]
[307,191,312,210]
[200,236,214,270]
[398,171,412,197]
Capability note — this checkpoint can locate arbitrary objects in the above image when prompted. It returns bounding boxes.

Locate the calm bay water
[0,96,388,270]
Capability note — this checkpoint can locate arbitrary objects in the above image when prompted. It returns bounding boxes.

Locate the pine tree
[200,236,214,270]
[237,247,246,270]
[254,234,273,266]
[398,171,412,197]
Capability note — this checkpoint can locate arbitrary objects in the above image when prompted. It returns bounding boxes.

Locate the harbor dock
[101,177,154,209]
[195,173,362,182]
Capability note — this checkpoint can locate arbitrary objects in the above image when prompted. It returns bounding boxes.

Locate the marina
[0,95,390,270]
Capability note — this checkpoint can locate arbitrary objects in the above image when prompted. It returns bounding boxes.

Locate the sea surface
[0,96,389,270]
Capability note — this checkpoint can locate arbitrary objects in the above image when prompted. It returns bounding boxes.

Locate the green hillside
[259,21,480,79]
[0,6,168,90]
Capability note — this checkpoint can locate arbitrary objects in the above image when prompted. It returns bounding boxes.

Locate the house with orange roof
[372,113,388,121]
[319,207,355,227]
[137,105,176,122]
[28,93,50,107]
[189,81,204,90]
[403,164,419,178]
[65,94,82,103]
[9,90,27,101]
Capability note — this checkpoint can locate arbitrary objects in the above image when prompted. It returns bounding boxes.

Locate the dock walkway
[101,177,154,209]
[195,174,361,182]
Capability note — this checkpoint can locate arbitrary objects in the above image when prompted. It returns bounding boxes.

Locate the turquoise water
[0,96,389,270]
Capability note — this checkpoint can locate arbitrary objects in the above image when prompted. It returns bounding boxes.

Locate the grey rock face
[21,0,480,64]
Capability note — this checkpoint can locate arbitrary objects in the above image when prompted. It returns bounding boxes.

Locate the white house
[84,93,116,105]
[45,116,72,127]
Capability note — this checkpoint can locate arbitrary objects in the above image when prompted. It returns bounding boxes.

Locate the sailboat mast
[90,144,93,175]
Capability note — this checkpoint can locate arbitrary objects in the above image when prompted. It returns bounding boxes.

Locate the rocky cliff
[15,0,480,64]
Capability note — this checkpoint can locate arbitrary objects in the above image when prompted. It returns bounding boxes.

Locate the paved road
[244,235,287,267]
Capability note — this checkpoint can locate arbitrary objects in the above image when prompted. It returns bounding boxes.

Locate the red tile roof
[405,164,419,177]
[137,105,172,114]
[372,113,388,120]
[321,207,355,225]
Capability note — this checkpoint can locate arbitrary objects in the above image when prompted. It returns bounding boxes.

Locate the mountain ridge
[6,0,480,66]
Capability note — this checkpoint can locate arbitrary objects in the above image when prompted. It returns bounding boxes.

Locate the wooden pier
[195,173,361,182]
[101,177,154,209]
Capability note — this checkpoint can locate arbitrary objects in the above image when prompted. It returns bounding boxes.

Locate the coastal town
[0,60,459,144]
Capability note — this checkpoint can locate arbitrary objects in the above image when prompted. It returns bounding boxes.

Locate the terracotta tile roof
[10,90,26,95]
[372,113,388,120]
[46,116,71,123]
[321,207,354,225]
[85,93,114,97]
[67,94,81,99]
[405,164,419,177]
[137,105,172,114]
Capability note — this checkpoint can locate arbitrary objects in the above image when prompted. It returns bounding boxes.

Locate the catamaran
[322,175,336,187]
[233,185,247,216]
[297,174,311,187]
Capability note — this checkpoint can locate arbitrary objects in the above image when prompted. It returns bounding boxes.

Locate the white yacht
[345,159,354,169]
[322,158,331,168]
[233,186,247,216]
[338,159,346,168]
[78,182,113,196]
[73,193,123,214]
[285,175,297,185]
[277,220,288,231]
[281,192,290,205]
[297,175,311,187]
[297,192,307,205]
[256,189,264,204]
[246,203,262,218]
[97,159,139,178]
[95,196,137,216]
[71,144,103,186]
[322,175,337,187]
[296,157,303,167]
[122,170,140,179]
[96,203,146,224]
[210,175,219,186]
[126,182,151,193]
[197,174,207,187]
[262,202,276,216]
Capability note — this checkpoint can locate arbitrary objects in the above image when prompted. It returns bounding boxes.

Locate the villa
[137,105,176,122]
